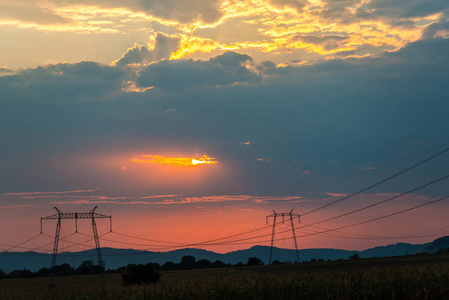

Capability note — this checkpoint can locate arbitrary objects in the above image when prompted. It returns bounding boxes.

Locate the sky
[1,0,449,258]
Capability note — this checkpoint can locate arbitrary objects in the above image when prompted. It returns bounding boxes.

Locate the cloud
[136,51,259,91]
[47,194,306,206]
[1,61,124,100]
[319,0,449,23]
[131,154,217,166]
[135,0,222,24]
[0,67,13,76]
[42,0,222,25]
[422,20,449,40]
[0,3,69,25]
[0,187,100,197]
[268,0,309,12]
[1,38,449,198]
[112,33,181,67]
[361,0,449,19]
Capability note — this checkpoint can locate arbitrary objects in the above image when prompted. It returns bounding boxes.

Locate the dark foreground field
[2,253,449,299]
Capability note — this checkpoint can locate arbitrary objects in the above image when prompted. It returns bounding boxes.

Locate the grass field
[2,253,449,299]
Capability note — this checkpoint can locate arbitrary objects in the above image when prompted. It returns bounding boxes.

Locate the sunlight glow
[131,155,218,166]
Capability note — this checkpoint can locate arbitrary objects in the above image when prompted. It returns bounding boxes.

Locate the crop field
[2,254,449,299]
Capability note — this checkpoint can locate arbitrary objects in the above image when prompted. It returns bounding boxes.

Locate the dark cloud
[362,0,449,19]
[1,39,449,198]
[318,0,449,26]
[421,20,449,40]
[113,33,181,67]
[136,51,258,91]
[1,61,124,100]
[0,66,13,75]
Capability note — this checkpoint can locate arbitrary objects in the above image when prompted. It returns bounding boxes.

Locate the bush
[122,263,161,286]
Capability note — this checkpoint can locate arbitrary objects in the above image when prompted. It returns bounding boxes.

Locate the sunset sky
[1,0,449,257]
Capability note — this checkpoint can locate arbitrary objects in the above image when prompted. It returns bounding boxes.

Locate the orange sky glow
[131,154,218,166]
[1,0,449,261]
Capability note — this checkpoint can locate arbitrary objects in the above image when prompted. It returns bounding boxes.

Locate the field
[2,253,449,299]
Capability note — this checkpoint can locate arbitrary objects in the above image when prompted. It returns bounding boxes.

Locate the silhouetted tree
[76,260,103,275]
[212,260,228,268]
[180,255,196,268]
[8,268,33,278]
[122,263,161,286]
[196,259,211,268]
[162,261,176,270]
[349,253,360,260]
[37,267,50,277]
[51,263,74,276]
[246,257,264,266]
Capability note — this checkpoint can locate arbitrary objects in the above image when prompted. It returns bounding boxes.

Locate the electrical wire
[295,194,449,239]
[302,145,449,216]
[264,113,449,196]
[1,233,43,252]
[293,141,449,195]
[303,173,449,228]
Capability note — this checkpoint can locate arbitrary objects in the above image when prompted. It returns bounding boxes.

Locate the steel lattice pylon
[41,206,112,287]
[266,209,300,264]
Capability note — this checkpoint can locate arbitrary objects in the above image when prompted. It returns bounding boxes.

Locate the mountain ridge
[1,237,448,272]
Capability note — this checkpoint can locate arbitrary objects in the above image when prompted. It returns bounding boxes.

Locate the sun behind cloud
[131,154,218,166]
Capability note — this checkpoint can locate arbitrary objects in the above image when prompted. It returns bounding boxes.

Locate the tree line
[0,255,265,280]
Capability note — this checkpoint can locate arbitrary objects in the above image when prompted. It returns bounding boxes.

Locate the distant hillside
[359,242,428,258]
[1,237,448,272]
[421,236,449,253]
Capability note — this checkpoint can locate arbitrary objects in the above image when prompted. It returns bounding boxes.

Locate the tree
[36,267,50,277]
[122,263,161,286]
[162,261,176,270]
[195,259,211,268]
[212,260,227,268]
[51,263,74,276]
[349,253,360,260]
[246,257,264,266]
[180,255,196,268]
[76,260,103,275]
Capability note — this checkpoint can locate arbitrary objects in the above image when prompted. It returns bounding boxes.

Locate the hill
[1,236,448,272]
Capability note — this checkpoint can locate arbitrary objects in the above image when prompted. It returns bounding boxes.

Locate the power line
[303,173,449,228]
[1,233,42,252]
[295,194,449,239]
[293,141,449,194]
[302,145,449,216]
[264,113,449,196]
[197,114,449,214]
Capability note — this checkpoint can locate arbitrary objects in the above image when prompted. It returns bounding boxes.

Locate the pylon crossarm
[42,212,111,220]
[92,213,112,219]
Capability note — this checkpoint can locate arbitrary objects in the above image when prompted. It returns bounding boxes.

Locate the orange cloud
[170,36,221,60]
[131,154,218,166]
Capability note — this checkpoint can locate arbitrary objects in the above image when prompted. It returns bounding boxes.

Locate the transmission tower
[266,209,300,264]
[41,206,112,287]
